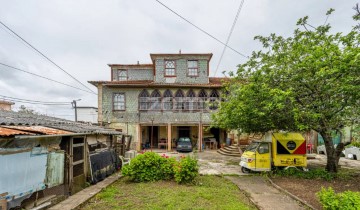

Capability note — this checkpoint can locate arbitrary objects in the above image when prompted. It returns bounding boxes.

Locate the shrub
[174,156,199,184]
[122,152,185,182]
[317,187,360,210]
[273,167,335,181]
[160,154,177,180]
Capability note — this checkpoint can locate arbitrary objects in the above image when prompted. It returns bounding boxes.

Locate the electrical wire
[154,0,248,58]
[214,0,245,76]
[0,62,96,95]
[0,20,97,95]
[0,94,71,105]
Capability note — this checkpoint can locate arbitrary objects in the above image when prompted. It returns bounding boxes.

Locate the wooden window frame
[113,93,126,111]
[164,60,176,77]
[138,89,150,111]
[163,89,173,111]
[117,69,128,81]
[187,60,199,77]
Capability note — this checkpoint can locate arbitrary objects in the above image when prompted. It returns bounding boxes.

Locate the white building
[76,106,98,124]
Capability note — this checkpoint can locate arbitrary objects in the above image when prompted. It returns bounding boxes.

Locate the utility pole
[71,99,81,122]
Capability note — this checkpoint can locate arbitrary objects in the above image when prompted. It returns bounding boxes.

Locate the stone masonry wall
[154,55,209,84]
[111,68,153,81]
[101,86,217,125]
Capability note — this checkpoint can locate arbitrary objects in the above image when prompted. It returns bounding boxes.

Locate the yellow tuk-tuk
[240,133,307,173]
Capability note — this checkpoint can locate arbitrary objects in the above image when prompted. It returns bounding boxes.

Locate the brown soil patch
[270,176,360,210]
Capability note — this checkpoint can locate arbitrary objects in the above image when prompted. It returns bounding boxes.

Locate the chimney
[179,49,181,54]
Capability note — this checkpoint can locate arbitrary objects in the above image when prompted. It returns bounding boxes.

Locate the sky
[0,0,358,120]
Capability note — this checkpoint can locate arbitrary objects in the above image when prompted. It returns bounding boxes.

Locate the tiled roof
[0,127,34,137]
[1,125,72,135]
[0,100,15,105]
[108,64,153,68]
[88,77,228,88]
[150,53,213,61]
[0,110,121,135]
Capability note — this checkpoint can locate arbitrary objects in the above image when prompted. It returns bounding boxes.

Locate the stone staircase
[217,145,243,157]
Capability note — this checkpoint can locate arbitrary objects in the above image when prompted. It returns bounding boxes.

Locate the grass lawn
[80,175,256,210]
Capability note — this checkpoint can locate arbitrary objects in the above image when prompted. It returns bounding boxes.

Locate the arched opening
[209,89,220,110]
[185,89,196,110]
[198,89,208,110]
[150,89,162,110]
[163,89,173,111]
[174,89,185,110]
[139,89,150,110]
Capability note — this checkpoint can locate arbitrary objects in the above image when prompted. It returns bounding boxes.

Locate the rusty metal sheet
[1,126,72,135]
[0,127,33,137]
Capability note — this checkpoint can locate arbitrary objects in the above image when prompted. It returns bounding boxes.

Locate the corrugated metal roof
[0,110,122,135]
[273,133,304,141]
[0,127,34,137]
[1,126,72,135]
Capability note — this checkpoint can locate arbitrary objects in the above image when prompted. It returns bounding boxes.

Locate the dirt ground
[270,154,360,210]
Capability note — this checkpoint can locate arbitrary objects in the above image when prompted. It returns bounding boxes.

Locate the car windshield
[178,137,191,142]
[245,142,260,152]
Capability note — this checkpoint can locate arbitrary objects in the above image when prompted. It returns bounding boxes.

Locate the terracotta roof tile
[2,125,72,135]
[0,127,33,137]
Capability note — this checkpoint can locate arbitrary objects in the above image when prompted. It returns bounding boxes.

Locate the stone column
[198,123,203,151]
[137,124,142,151]
[167,123,172,151]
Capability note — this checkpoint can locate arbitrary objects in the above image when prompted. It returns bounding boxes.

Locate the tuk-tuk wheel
[241,166,251,173]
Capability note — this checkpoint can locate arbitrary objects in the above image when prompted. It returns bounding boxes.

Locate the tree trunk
[320,131,342,173]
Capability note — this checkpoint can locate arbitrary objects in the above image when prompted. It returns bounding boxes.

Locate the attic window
[118,70,127,81]
[187,60,198,76]
[164,60,176,77]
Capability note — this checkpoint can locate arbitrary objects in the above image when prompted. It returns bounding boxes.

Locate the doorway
[178,126,191,138]
[147,126,159,147]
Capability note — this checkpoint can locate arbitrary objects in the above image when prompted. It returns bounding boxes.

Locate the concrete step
[222,147,239,153]
[221,148,241,154]
[217,149,242,157]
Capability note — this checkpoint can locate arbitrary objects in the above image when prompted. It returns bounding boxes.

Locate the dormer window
[187,60,198,77]
[164,60,176,77]
[118,69,127,81]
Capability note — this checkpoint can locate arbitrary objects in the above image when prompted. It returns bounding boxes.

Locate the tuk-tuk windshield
[245,142,260,152]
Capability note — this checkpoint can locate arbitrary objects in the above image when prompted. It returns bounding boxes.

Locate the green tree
[213,9,360,173]
[18,105,37,114]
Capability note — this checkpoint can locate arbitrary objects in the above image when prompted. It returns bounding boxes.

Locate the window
[187,60,198,76]
[258,143,269,154]
[198,89,208,110]
[165,60,176,76]
[117,70,127,81]
[174,89,185,110]
[113,93,125,111]
[150,90,162,110]
[209,90,220,110]
[185,89,196,110]
[163,89,173,110]
[139,89,150,110]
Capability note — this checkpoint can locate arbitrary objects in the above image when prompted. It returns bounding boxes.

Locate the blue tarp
[0,148,47,202]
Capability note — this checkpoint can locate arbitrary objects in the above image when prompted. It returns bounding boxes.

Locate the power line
[214,0,245,76]
[0,20,97,95]
[0,94,71,105]
[154,0,248,58]
[0,62,96,95]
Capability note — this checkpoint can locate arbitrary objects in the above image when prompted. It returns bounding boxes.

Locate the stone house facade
[89,53,228,151]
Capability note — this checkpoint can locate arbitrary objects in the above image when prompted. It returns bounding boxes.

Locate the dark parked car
[176,137,193,152]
